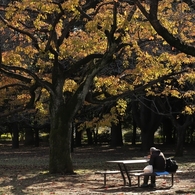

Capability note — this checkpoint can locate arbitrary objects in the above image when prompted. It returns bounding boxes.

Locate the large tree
[0,0,135,173]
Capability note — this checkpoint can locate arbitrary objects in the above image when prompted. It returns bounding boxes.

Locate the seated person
[141,147,166,188]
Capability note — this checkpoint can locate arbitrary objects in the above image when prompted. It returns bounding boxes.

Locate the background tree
[133,0,195,155]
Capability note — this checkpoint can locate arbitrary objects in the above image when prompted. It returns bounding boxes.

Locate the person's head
[150,147,156,155]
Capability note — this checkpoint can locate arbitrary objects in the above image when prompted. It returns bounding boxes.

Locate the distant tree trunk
[94,126,98,145]
[172,115,192,156]
[34,128,39,147]
[25,128,34,146]
[86,128,93,145]
[71,124,74,152]
[132,119,137,145]
[11,123,19,149]
[175,126,185,156]
[110,119,123,147]
[141,125,157,148]
[162,117,174,144]
[132,97,162,152]
[75,124,82,147]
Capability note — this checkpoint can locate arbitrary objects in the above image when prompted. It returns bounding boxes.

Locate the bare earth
[0,143,195,195]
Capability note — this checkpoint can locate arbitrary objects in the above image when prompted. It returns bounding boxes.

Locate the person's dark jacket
[149,148,166,171]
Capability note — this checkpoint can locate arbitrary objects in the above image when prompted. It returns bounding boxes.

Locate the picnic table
[96,159,182,187]
[106,159,148,186]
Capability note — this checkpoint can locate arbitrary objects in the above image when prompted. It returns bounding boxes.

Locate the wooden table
[107,159,148,186]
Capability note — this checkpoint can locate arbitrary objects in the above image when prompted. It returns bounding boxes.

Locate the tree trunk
[132,119,137,145]
[141,127,155,152]
[11,123,19,149]
[172,115,192,157]
[86,128,93,145]
[24,128,34,146]
[110,119,123,147]
[162,118,174,144]
[34,128,39,147]
[132,97,162,152]
[49,98,73,173]
[175,126,185,156]
[75,129,82,147]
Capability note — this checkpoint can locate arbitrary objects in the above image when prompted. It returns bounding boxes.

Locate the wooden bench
[95,169,143,186]
[95,170,120,186]
[129,170,183,187]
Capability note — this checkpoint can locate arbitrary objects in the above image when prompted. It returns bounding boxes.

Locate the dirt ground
[0,143,195,195]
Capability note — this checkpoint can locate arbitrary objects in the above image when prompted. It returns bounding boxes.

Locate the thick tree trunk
[49,121,73,173]
[49,96,73,173]
[48,87,76,173]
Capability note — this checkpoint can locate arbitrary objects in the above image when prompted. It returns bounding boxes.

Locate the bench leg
[103,173,106,186]
[171,173,174,186]
[123,164,131,186]
[117,164,127,186]
[138,176,140,187]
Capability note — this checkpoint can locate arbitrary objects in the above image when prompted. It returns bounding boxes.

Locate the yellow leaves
[63,79,78,93]
[95,99,127,127]
[116,99,127,116]
[2,51,24,67]
[158,0,195,44]
[60,29,106,58]
[183,90,195,99]
[35,102,48,115]
[183,105,195,115]
[5,0,60,31]
[132,49,195,90]
[34,88,49,123]
[16,45,37,58]
[184,72,195,84]
[61,0,79,13]
[94,76,129,97]
[17,94,30,101]
[170,89,181,98]
[134,52,168,84]
[100,113,118,126]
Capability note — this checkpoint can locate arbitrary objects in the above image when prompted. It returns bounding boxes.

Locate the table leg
[171,173,174,186]
[123,164,131,186]
[117,163,127,186]
[103,173,106,186]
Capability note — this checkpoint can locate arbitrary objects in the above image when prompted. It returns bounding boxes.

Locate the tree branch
[133,0,195,56]
[0,15,39,50]
[0,63,53,94]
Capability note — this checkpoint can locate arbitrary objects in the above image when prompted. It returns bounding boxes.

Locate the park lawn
[0,143,195,194]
